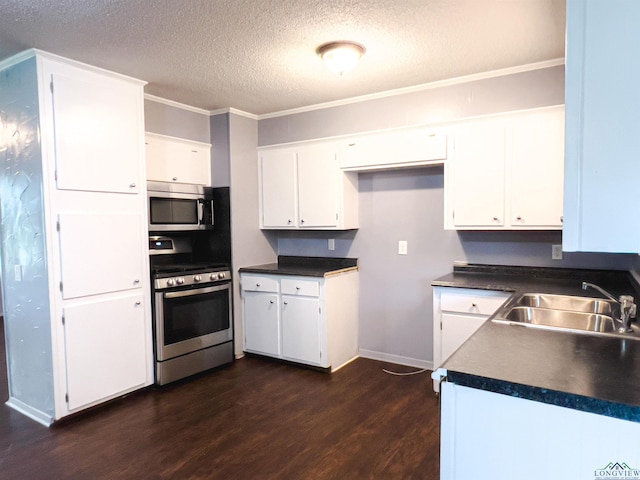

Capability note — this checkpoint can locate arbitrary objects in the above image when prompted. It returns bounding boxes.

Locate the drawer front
[439,288,510,315]
[281,278,320,297]
[242,275,279,293]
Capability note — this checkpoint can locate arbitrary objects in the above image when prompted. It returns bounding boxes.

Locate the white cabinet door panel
[260,149,297,228]
[51,73,140,194]
[452,121,506,227]
[440,312,486,363]
[64,294,147,410]
[281,296,321,365]
[145,133,211,185]
[510,110,564,227]
[243,292,280,356]
[297,145,338,228]
[58,213,143,299]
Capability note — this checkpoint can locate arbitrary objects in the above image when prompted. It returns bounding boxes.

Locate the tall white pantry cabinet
[0,50,153,425]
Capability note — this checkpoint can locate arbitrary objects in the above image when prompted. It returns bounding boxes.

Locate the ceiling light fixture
[316,41,366,75]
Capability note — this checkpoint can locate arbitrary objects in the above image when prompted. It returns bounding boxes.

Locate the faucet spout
[582,282,636,333]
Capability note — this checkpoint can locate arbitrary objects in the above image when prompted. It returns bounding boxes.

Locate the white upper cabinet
[563,0,640,253]
[259,141,358,230]
[449,118,507,228]
[260,148,297,228]
[145,132,211,186]
[445,106,565,230]
[338,128,447,171]
[52,72,141,194]
[509,109,565,228]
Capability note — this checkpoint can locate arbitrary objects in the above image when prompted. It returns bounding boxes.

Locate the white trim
[6,397,54,427]
[145,130,211,147]
[1,49,147,86]
[258,58,565,120]
[358,349,433,370]
[210,107,259,120]
[144,94,210,115]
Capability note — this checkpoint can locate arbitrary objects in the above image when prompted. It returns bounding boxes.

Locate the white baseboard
[6,397,53,427]
[358,349,433,370]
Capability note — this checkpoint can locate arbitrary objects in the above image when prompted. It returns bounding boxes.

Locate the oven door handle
[164,284,228,299]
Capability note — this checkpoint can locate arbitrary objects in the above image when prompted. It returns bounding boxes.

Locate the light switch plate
[398,240,408,255]
[552,244,563,260]
[328,238,335,251]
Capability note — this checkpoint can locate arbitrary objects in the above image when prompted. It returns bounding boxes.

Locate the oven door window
[162,286,230,347]
[150,197,198,225]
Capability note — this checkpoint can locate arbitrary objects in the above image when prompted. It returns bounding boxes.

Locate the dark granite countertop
[238,255,358,278]
[434,263,640,422]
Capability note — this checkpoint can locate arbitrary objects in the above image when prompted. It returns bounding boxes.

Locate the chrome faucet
[582,282,637,333]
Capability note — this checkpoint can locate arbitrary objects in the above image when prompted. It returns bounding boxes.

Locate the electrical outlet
[398,240,408,255]
[14,264,22,282]
[328,238,335,251]
[552,244,563,260]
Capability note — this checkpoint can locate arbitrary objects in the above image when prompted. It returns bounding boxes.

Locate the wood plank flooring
[0,325,440,479]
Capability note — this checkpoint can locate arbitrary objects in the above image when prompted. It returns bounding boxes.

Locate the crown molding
[258,58,565,120]
[144,94,210,115]
[209,107,258,120]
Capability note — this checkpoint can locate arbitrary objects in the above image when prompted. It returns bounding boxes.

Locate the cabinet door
[510,109,564,228]
[440,312,486,362]
[451,121,506,227]
[145,134,211,185]
[51,72,141,194]
[243,292,280,356]
[58,212,144,299]
[281,295,321,365]
[564,0,640,253]
[64,293,147,411]
[297,144,338,228]
[260,149,297,228]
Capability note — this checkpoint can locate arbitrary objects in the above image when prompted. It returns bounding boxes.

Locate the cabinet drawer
[242,275,279,293]
[440,289,510,315]
[281,278,320,297]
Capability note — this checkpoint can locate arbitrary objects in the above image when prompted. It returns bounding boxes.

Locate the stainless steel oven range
[150,236,233,385]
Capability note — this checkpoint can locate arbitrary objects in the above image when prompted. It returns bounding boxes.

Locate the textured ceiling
[0,0,565,115]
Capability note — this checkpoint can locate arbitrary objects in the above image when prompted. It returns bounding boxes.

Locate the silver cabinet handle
[133,279,140,285]
[256,283,261,287]
[283,301,288,305]
[300,219,305,224]
[134,301,141,307]
[129,183,136,188]
[173,176,178,181]
[471,303,477,308]
[516,216,522,221]
[269,300,274,304]
[296,286,300,290]
[287,219,292,224]
[492,217,499,221]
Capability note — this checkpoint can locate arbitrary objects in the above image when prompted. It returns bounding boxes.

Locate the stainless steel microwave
[147,181,214,232]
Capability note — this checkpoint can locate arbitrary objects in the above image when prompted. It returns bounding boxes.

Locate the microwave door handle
[197,199,204,225]
[209,199,215,226]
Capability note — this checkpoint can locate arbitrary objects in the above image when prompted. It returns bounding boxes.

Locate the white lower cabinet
[440,382,640,480]
[63,293,147,411]
[243,291,280,357]
[433,287,511,390]
[241,270,358,371]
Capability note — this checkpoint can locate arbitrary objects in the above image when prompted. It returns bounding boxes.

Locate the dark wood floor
[0,326,440,479]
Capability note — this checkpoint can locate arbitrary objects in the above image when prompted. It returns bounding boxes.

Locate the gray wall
[144,100,211,143]
[262,64,639,367]
[226,113,278,356]
[0,57,55,418]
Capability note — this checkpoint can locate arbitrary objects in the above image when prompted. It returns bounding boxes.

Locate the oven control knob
[193,275,202,282]
[166,279,176,287]
[176,277,185,285]
[218,272,226,279]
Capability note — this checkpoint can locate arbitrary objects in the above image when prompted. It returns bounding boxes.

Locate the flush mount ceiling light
[316,41,366,75]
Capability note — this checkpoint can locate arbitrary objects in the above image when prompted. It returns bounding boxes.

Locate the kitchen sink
[516,293,614,315]
[492,293,640,339]
[499,306,616,333]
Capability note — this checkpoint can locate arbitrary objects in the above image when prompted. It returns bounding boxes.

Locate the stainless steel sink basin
[492,292,640,339]
[500,306,616,333]
[515,293,614,315]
